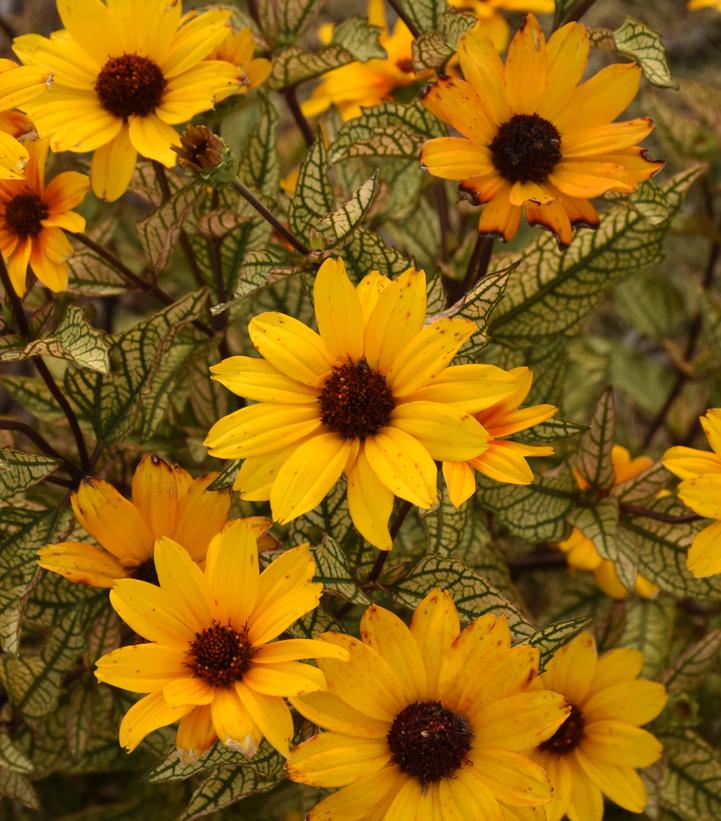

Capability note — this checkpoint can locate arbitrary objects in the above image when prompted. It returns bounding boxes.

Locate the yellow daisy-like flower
[287,589,570,819]
[38,453,245,588]
[531,632,667,821]
[301,0,429,122]
[449,0,555,52]
[95,520,348,760]
[556,445,659,598]
[443,366,557,506]
[0,138,88,297]
[207,28,272,102]
[13,0,242,201]
[420,16,663,246]
[204,257,519,550]
[663,408,721,577]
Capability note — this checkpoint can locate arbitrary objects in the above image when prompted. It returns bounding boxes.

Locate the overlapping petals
[96,521,346,759]
[664,409,721,577]
[205,257,519,549]
[420,15,663,246]
[287,589,570,819]
[531,632,666,821]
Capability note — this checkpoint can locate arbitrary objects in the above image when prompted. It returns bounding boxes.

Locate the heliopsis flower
[420,16,663,246]
[38,453,244,588]
[443,366,556,506]
[0,58,53,179]
[663,409,721,577]
[13,0,242,201]
[287,589,570,818]
[205,257,519,550]
[555,445,658,598]
[449,0,555,52]
[531,632,667,821]
[95,521,347,759]
[0,138,88,297]
[301,0,429,121]
[207,28,271,102]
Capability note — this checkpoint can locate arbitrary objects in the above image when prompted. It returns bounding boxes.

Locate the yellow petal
[95,643,188,692]
[391,401,488,461]
[347,445,394,550]
[271,433,351,523]
[119,691,192,753]
[287,731,391,787]
[71,478,153,565]
[314,257,364,362]
[410,588,460,698]
[38,541,127,587]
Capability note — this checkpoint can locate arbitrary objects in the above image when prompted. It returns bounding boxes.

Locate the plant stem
[232,181,311,255]
[386,0,420,38]
[73,233,214,337]
[282,87,314,147]
[0,418,82,479]
[0,257,90,473]
[152,161,206,288]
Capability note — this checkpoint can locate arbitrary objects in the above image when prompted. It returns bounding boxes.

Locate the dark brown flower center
[129,558,159,586]
[95,54,166,119]
[539,704,585,755]
[318,359,395,440]
[5,194,48,237]
[387,701,473,785]
[188,621,253,688]
[490,113,562,184]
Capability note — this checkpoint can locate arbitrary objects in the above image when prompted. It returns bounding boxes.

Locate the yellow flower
[95,520,348,759]
[207,27,272,102]
[204,257,519,550]
[301,0,429,121]
[531,632,667,821]
[0,58,53,179]
[663,408,721,577]
[287,589,570,819]
[556,445,659,598]
[443,366,557,505]
[0,138,88,297]
[420,15,663,246]
[38,453,245,588]
[449,0,555,52]
[13,0,242,201]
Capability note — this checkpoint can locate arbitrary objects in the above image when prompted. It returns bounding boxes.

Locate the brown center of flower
[490,114,562,184]
[95,54,166,119]
[318,359,395,440]
[5,194,48,237]
[129,558,159,586]
[188,621,253,688]
[387,701,473,785]
[539,705,585,755]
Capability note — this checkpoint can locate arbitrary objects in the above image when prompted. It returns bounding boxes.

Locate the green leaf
[310,536,370,605]
[137,184,198,273]
[529,616,593,667]
[0,448,59,499]
[268,18,384,88]
[329,100,441,162]
[319,173,378,246]
[0,305,110,374]
[475,467,577,543]
[591,17,677,89]
[393,556,534,640]
[663,628,721,694]
[412,11,475,71]
[660,729,721,821]
[394,0,448,33]
[289,140,334,245]
[573,388,616,490]
[238,93,280,197]
[65,290,208,444]
[490,167,704,344]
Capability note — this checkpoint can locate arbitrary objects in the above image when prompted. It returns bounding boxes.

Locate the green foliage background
[2,0,721,818]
